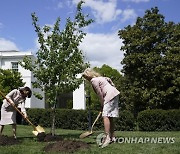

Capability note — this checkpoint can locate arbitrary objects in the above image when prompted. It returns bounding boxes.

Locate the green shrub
[26,108,49,126]
[165,110,180,131]
[54,109,89,130]
[137,109,180,131]
[26,109,135,131]
[27,109,89,130]
[115,110,135,131]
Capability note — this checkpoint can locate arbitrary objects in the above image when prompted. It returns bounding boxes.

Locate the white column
[73,81,86,110]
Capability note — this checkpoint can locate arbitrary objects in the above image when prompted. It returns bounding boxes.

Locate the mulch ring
[37,133,90,153]
[0,135,20,146]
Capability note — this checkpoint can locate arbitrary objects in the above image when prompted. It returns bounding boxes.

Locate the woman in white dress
[0,87,32,139]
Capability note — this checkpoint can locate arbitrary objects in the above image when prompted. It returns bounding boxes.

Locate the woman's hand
[23,113,28,118]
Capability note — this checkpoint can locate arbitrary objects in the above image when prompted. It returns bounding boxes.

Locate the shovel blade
[32,125,45,136]
[79,131,93,139]
[32,130,39,136]
[36,125,45,133]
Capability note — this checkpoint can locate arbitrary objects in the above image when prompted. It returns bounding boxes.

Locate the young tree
[20,1,93,135]
[118,7,180,116]
[0,68,25,103]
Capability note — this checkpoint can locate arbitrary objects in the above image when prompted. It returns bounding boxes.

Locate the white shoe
[101,136,111,148]
[98,136,106,147]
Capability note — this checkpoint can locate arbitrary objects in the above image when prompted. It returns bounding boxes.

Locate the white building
[0,50,86,109]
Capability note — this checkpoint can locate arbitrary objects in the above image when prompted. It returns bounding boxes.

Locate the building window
[11,62,18,72]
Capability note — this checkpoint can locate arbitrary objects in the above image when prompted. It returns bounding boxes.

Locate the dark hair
[19,87,32,98]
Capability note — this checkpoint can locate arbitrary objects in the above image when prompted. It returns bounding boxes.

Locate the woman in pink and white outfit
[82,68,120,148]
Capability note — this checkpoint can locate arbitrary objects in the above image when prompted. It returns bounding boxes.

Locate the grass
[0,125,179,154]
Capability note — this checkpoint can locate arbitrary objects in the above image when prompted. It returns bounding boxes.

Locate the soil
[38,133,90,153]
[0,135,20,146]
[37,132,64,142]
[0,133,90,153]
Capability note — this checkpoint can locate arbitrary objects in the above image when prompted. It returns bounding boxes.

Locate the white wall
[30,75,45,108]
[0,51,86,110]
[73,82,86,110]
[0,51,45,108]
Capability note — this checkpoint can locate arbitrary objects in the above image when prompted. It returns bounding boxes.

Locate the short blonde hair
[82,68,101,78]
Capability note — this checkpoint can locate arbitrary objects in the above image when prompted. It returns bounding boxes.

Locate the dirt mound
[0,135,20,146]
[38,133,90,153]
[37,133,64,142]
[0,133,90,153]
[44,140,90,153]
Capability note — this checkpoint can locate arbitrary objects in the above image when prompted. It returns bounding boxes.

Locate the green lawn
[0,125,179,154]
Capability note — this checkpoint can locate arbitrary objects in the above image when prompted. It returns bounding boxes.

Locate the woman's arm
[21,101,27,118]
[5,89,17,104]
[105,77,115,86]
[91,79,104,104]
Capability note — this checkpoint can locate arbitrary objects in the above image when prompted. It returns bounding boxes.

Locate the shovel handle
[90,112,102,132]
[0,90,36,130]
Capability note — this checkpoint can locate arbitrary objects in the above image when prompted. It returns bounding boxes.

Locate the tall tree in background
[20,1,93,135]
[118,7,180,116]
[0,69,25,103]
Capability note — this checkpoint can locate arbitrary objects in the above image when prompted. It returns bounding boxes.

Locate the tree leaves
[0,69,25,102]
[20,1,93,106]
[118,7,180,115]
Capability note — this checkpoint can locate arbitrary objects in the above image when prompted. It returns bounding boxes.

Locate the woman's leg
[103,116,111,135]
[0,125,4,135]
[102,116,111,148]
[12,124,17,139]
[109,117,114,139]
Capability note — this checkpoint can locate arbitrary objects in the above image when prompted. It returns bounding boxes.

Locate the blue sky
[0,0,179,71]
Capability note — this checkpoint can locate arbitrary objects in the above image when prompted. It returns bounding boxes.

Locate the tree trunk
[50,92,57,136]
[51,106,56,136]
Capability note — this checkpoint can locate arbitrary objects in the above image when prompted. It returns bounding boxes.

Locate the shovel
[80,111,102,139]
[0,90,45,136]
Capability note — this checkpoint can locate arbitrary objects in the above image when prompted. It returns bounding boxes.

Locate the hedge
[25,109,135,131]
[5,108,180,131]
[137,109,180,131]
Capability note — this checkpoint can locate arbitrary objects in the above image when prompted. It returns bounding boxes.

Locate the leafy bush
[137,109,180,131]
[115,110,135,131]
[26,109,135,131]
